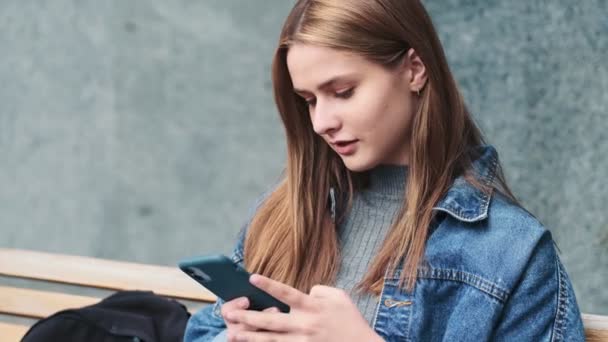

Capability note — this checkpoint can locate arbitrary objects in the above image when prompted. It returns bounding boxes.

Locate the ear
[400,48,428,94]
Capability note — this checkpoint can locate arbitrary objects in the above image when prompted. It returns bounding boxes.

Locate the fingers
[250,274,311,309]
[223,299,286,334]
[222,297,250,319]
[226,310,299,333]
[222,297,259,331]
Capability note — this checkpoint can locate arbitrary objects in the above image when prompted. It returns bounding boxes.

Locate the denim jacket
[184,145,585,341]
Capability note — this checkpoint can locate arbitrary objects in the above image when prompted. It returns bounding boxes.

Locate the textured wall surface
[0,1,606,314]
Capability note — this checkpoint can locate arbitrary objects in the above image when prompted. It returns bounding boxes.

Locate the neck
[363,164,408,198]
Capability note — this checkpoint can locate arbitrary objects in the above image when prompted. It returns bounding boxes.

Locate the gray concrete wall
[1,1,606,315]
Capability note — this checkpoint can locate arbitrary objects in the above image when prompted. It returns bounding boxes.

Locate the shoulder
[485,191,549,250]
[426,191,557,295]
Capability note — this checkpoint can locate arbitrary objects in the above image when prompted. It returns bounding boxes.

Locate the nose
[310,100,342,136]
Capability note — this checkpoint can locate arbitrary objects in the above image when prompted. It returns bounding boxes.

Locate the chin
[341,156,377,172]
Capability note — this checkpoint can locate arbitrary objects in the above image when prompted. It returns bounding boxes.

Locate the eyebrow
[293,74,356,95]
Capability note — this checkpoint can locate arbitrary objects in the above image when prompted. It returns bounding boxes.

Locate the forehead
[286,44,372,89]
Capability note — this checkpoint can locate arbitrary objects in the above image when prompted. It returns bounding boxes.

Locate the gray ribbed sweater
[335,165,407,325]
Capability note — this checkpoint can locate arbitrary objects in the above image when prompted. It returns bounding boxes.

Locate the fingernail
[250,274,261,284]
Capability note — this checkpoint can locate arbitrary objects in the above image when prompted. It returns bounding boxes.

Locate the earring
[416,89,420,97]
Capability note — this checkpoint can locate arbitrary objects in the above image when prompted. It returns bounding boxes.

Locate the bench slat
[583,313,608,342]
[0,285,100,319]
[583,313,608,330]
[0,248,215,302]
[586,329,608,342]
[0,286,205,320]
[0,322,30,342]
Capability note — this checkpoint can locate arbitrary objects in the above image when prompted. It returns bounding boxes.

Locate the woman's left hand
[224,274,383,342]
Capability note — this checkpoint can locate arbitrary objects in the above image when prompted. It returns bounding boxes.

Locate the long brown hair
[244,0,517,294]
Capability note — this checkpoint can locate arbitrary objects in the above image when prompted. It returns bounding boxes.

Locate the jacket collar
[432,145,498,222]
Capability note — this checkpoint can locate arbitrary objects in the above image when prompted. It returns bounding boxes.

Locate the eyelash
[304,88,355,107]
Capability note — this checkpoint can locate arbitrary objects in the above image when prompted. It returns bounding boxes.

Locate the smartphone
[178,254,290,313]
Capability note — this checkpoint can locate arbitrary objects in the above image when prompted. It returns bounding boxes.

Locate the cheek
[360,93,408,135]
[349,92,393,132]
[346,78,413,142]
[369,93,414,149]
[385,85,415,129]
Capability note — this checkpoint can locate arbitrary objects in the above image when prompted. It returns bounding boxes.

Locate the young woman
[185,0,585,341]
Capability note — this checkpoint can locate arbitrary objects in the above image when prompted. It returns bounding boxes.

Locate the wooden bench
[1,248,607,341]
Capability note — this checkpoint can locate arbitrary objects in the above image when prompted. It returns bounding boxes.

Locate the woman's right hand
[221,297,279,334]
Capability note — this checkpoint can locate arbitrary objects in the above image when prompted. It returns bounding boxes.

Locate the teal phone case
[178,254,290,313]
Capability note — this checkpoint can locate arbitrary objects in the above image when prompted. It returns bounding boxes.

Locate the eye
[335,88,354,99]
[305,97,317,107]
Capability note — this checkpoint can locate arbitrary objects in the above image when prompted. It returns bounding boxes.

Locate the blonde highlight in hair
[244,0,517,294]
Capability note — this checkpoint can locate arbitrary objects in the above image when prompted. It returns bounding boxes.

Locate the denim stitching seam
[551,257,568,342]
[401,267,509,302]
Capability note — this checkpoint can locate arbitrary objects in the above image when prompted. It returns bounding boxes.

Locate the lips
[330,139,359,156]
[333,140,357,147]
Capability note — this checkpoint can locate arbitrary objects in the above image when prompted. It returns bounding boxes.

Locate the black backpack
[22,290,191,342]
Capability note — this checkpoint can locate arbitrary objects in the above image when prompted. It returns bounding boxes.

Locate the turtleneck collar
[363,164,408,198]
